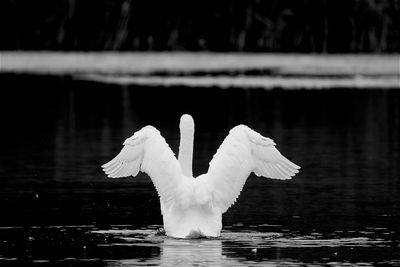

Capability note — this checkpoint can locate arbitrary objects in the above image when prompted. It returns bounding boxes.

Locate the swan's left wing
[205,125,300,213]
[101,126,183,205]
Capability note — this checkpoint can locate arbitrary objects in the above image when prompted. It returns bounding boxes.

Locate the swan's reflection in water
[104,237,269,267]
[102,232,229,267]
[100,229,255,266]
[160,238,226,266]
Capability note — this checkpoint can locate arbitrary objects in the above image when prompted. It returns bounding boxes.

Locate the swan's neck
[178,115,194,177]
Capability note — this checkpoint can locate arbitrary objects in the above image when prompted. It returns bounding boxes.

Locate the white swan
[102,114,300,238]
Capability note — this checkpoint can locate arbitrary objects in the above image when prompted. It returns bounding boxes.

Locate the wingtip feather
[101,160,115,169]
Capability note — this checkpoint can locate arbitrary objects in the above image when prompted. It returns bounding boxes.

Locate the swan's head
[180,114,194,134]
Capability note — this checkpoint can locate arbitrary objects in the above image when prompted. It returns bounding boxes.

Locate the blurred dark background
[1,0,399,52]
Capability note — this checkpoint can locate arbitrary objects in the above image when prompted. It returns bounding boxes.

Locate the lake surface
[0,74,399,266]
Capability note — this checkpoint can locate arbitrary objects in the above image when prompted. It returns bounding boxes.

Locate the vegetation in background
[1,0,399,52]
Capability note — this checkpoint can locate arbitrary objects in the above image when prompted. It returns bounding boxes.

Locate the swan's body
[102,114,300,238]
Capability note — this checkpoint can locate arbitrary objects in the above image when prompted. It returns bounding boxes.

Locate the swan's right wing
[206,125,300,213]
[102,126,183,204]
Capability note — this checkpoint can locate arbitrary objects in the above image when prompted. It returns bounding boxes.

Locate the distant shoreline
[1,52,399,89]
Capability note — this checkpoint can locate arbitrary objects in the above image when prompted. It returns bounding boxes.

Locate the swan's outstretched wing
[206,125,300,213]
[101,126,182,204]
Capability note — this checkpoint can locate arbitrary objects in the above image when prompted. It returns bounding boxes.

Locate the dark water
[0,74,399,266]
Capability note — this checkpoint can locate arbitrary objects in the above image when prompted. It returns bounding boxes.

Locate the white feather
[101,116,300,238]
[205,125,300,213]
[102,126,182,204]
